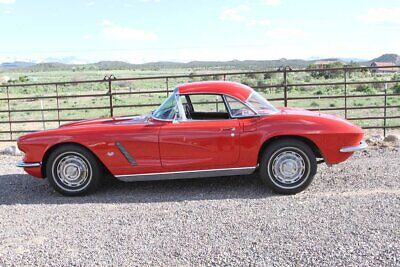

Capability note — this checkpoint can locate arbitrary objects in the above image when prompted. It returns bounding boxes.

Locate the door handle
[222,127,236,132]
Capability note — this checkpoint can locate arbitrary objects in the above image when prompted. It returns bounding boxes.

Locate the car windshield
[245,91,278,115]
[152,92,177,120]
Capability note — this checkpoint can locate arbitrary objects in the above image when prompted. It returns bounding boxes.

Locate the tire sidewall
[46,145,102,196]
[260,139,317,194]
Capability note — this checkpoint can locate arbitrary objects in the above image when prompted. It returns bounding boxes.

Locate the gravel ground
[0,148,399,266]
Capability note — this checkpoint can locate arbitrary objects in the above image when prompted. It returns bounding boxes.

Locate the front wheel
[46,145,103,196]
[259,139,317,194]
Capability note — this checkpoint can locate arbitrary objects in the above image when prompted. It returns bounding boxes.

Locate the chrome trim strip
[340,141,368,153]
[115,166,256,182]
[16,160,41,168]
[115,141,138,166]
[222,94,260,118]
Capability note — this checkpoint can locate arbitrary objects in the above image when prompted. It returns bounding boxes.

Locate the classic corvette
[17,81,367,196]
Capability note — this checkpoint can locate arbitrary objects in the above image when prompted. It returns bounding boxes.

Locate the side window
[225,96,256,117]
[189,94,227,113]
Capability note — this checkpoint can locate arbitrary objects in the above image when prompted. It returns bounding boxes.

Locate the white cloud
[83,34,93,40]
[247,18,270,27]
[2,6,13,13]
[85,1,95,6]
[102,19,112,27]
[266,27,307,38]
[220,5,250,22]
[263,0,280,6]
[360,7,400,25]
[0,0,15,4]
[101,20,157,42]
[220,5,270,27]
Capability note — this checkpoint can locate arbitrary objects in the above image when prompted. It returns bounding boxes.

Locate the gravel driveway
[0,148,399,266]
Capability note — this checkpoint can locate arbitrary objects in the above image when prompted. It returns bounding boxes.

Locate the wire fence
[1,65,399,141]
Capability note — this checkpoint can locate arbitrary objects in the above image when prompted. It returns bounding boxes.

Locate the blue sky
[0,0,399,63]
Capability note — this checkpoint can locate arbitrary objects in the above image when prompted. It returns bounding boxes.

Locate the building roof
[177,81,254,102]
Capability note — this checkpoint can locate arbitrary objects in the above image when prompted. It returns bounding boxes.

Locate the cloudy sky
[0,0,399,63]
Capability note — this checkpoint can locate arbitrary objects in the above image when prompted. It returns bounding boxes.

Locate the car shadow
[0,173,276,205]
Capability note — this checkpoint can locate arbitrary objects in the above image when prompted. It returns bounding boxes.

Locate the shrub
[310,101,319,107]
[355,84,376,94]
[18,75,29,83]
[314,89,324,95]
[240,77,257,87]
[393,83,400,94]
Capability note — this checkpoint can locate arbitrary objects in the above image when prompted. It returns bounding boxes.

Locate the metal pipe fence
[0,65,399,141]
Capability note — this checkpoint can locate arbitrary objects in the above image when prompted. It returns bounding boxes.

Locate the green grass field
[1,68,399,140]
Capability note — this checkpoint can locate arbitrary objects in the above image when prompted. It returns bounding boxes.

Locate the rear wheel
[259,139,317,194]
[46,145,103,196]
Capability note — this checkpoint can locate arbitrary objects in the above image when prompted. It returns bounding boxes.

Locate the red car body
[17,81,365,182]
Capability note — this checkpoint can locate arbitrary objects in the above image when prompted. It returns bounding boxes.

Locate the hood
[277,106,359,128]
[60,115,149,128]
[279,106,340,119]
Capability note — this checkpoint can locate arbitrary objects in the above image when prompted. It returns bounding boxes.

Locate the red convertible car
[17,81,366,196]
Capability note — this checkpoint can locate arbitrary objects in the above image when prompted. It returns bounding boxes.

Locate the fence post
[344,67,348,119]
[383,83,387,137]
[55,84,61,127]
[6,86,12,141]
[40,99,46,130]
[166,77,169,97]
[283,67,288,107]
[108,76,114,117]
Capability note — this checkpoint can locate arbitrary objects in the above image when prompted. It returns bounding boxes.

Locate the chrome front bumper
[340,141,368,153]
[16,160,41,168]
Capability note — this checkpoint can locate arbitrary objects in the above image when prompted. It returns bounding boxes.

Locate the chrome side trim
[16,160,41,168]
[115,141,138,166]
[340,141,368,153]
[115,166,256,182]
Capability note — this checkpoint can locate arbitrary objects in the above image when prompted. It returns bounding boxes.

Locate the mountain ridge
[1,54,398,72]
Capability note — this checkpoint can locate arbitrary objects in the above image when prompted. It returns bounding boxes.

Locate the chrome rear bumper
[16,160,41,168]
[340,141,368,153]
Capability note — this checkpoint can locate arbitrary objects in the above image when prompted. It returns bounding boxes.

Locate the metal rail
[1,65,399,141]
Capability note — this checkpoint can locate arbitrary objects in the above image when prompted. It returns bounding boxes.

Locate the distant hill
[370,54,400,64]
[90,61,136,70]
[0,61,35,69]
[28,62,70,72]
[0,54,398,72]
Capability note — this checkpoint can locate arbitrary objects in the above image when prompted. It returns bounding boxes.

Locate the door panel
[159,120,240,170]
[87,122,163,176]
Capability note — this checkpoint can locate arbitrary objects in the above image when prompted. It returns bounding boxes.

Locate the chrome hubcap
[271,150,305,185]
[56,155,90,188]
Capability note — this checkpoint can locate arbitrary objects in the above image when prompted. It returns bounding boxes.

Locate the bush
[307,62,344,79]
[18,75,29,83]
[310,101,319,107]
[393,83,400,94]
[240,77,257,87]
[392,74,400,81]
[314,89,324,95]
[355,84,376,94]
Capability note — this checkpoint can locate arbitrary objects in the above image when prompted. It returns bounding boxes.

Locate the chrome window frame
[152,89,263,123]
[151,88,187,122]
[244,91,279,115]
[222,95,260,119]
